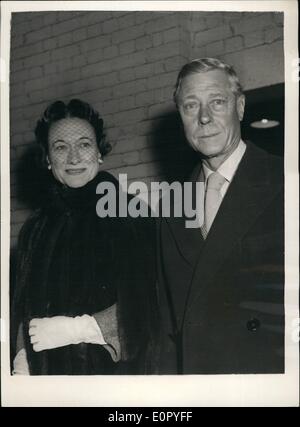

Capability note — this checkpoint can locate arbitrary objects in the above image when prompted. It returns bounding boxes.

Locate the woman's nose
[67,146,81,164]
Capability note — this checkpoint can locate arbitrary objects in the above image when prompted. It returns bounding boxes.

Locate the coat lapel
[183,142,283,322]
[164,162,205,267]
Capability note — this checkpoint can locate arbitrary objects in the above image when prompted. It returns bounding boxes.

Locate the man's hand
[29,315,106,352]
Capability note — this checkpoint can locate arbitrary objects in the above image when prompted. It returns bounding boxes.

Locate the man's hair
[35,99,111,169]
[174,58,244,105]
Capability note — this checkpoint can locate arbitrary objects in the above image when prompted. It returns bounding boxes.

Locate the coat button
[247,318,260,332]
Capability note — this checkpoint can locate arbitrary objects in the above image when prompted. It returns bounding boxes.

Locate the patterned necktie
[201,171,226,239]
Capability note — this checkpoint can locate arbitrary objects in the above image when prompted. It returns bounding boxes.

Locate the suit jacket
[157,142,284,374]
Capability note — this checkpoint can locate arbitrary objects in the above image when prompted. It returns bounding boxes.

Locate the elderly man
[157,58,284,374]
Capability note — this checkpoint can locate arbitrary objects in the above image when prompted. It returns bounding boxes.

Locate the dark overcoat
[157,142,284,374]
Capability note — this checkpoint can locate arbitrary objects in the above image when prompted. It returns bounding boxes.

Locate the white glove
[29,315,107,352]
[12,348,30,375]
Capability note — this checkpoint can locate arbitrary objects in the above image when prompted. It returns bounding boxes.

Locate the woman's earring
[98,157,103,164]
[47,164,52,170]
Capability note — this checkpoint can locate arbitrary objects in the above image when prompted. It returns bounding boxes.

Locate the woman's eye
[80,141,91,149]
[55,145,67,151]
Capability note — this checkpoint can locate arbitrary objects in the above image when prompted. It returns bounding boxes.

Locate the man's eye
[184,102,199,111]
[212,99,226,106]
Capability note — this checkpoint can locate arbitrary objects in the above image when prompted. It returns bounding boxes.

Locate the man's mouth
[65,168,86,175]
[198,133,220,139]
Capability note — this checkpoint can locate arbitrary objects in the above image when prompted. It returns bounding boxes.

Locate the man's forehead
[180,69,232,94]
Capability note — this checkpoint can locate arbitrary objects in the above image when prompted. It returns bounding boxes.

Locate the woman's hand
[12,348,29,375]
[29,315,106,352]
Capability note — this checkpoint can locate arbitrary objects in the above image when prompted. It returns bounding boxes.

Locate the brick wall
[9,11,283,247]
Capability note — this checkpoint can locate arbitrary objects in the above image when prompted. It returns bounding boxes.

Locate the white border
[1,1,299,407]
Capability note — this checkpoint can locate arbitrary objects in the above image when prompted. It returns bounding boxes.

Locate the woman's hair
[173,57,244,105]
[35,99,111,169]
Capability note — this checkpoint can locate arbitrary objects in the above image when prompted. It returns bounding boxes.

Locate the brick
[148,102,174,119]
[135,91,155,107]
[43,12,58,26]
[273,12,283,26]
[231,13,274,35]
[111,51,146,71]
[103,99,120,115]
[153,62,165,75]
[12,41,43,60]
[10,59,24,73]
[52,44,80,61]
[136,35,152,51]
[87,24,102,38]
[86,49,104,65]
[72,54,88,68]
[194,25,232,47]
[147,71,178,90]
[225,36,243,53]
[164,56,184,72]
[118,13,135,29]
[73,28,87,42]
[122,151,140,165]
[120,40,135,55]
[43,62,57,75]
[103,45,119,60]
[264,27,283,44]
[11,20,32,37]
[11,35,24,48]
[31,15,46,31]
[58,32,73,47]
[102,71,119,87]
[10,82,25,98]
[81,11,112,26]
[25,26,52,44]
[51,16,84,36]
[119,95,135,111]
[135,63,154,79]
[163,27,180,43]
[113,79,147,98]
[55,57,73,72]
[112,25,144,44]
[114,107,146,125]
[103,153,124,169]
[145,14,179,34]
[205,13,223,29]
[24,51,51,68]
[80,35,111,52]
[29,66,43,79]
[244,31,264,48]
[135,12,154,25]
[189,16,207,32]
[10,69,29,84]
[153,33,163,47]
[102,18,119,34]
[43,38,58,51]
[148,42,180,62]
[82,62,110,79]
[119,68,135,82]
[154,86,174,103]
[223,12,245,24]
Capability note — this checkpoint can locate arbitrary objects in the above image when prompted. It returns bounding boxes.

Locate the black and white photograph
[1,0,299,407]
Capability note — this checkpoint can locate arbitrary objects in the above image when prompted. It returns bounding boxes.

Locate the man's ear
[237,94,245,121]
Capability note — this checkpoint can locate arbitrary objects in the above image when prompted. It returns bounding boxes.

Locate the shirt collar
[202,139,246,183]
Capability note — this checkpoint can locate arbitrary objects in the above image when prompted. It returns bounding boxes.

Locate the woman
[11,99,158,375]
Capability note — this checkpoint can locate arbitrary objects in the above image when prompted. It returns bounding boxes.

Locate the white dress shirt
[200,139,246,227]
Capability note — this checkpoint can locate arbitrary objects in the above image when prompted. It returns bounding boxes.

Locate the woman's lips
[65,168,86,175]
